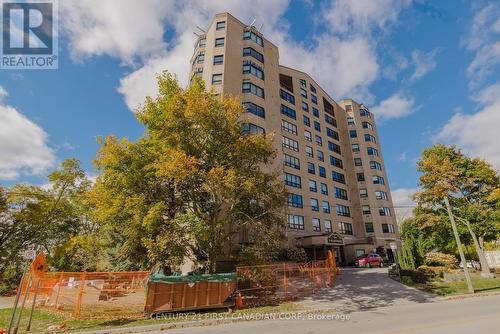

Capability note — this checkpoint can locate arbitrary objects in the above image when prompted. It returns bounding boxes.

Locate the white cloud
[372,91,420,121]
[399,152,407,161]
[61,0,410,111]
[436,84,500,169]
[322,0,411,36]
[461,3,500,87]
[60,0,175,64]
[410,49,438,80]
[0,87,55,180]
[391,188,417,224]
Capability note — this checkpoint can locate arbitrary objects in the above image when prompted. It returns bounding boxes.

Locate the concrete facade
[189,13,400,264]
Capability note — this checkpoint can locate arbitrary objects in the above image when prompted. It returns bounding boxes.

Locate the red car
[355,253,384,268]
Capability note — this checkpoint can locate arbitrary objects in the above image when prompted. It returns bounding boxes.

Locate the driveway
[297,267,440,312]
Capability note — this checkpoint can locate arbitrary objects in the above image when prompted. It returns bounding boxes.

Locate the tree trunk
[463,219,493,278]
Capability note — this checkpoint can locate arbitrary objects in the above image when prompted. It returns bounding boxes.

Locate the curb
[71,309,341,334]
[445,290,500,301]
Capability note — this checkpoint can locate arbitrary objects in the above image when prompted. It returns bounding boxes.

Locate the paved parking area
[297,267,440,312]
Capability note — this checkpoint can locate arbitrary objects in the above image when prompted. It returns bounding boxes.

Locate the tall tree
[89,72,285,272]
[416,144,500,276]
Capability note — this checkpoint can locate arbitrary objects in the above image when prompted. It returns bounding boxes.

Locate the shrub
[400,269,427,283]
[274,247,308,263]
[417,265,450,278]
[424,252,458,268]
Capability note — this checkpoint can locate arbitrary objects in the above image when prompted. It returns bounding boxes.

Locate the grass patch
[404,274,500,296]
[0,302,304,333]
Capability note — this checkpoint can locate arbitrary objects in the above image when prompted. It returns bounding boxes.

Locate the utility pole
[444,196,474,293]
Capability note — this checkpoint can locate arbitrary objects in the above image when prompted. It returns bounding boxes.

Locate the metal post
[26,279,40,331]
[74,272,86,318]
[7,265,29,334]
[13,273,33,334]
[444,196,474,293]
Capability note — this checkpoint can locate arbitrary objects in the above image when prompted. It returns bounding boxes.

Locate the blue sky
[0,0,499,212]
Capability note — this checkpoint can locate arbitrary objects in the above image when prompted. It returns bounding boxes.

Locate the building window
[312,107,319,117]
[352,144,360,152]
[212,74,222,84]
[314,121,321,132]
[335,187,348,200]
[300,79,306,88]
[339,222,353,235]
[315,135,323,146]
[242,102,265,119]
[243,30,263,46]
[304,130,312,141]
[288,214,304,230]
[197,51,205,63]
[241,123,265,135]
[312,218,321,232]
[365,223,374,233]
[357,172,365,182]
[349,130,357,138]
[309,180,317,192]
[379,207,392,216]
[367,147,379,156]
[281,104,296,119]
[326,128,339,140]
[282,136,299,151]
[279,74,293,92]
[354,158,362,166]
[284,172,301,188]
[375,190,388,200]
[347,116,355,125]
[320,183,328,195]
[328,141,341,154]
[198,38,206,47]
[362,205,371,215]
[332,171,346,184]
[215,38,225,47]
[242,82,265,98]
[243,60,264,80]
[281,120,297,135]
[323,97,334,116]
[283,154,300,169]
[303,115,310,127]
[300,88,307,98]
[311,198,319,212]
[311,94,318,104]
[317,150,324,162]
[362,121,373,130]
[359,188,368,198]
[325,114,337,127]
[324,220,333,233]
[365,134,376,143]
[330,156,343,169]
[307,162,315,174]
[360,109,371,117]
[373,175,385,185]
[213,55,224,65]
[319,166,326,177]
[302,101,309,112]
[370,161,382,170]
[382,223,395,233]
[336,204,350,217]
[243,47,264,63]
[287,193,303,208]
[310,83,316,93]
[280,89,295,104]
[322,200,331,213]
[216,21,226,30]
[305,145,313,157]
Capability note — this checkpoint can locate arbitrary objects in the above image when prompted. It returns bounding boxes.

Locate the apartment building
[189,13,400,265]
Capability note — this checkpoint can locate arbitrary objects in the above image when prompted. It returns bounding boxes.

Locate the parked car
[355,253,384,268]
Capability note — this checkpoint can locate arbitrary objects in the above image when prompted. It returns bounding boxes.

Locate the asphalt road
[154,293,500,334]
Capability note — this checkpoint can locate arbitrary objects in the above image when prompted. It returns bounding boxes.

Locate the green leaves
[89,71,285,272]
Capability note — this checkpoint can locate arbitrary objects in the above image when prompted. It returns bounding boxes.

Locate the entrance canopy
[295,232,344,247]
